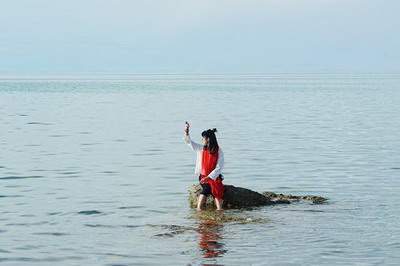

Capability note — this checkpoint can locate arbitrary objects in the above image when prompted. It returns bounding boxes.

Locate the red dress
[200,148,224,200]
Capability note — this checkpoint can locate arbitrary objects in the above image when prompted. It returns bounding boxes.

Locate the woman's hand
[184,121,190,135]
[200,176,210,184]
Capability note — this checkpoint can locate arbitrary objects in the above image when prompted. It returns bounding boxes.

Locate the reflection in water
[197,216,227,259]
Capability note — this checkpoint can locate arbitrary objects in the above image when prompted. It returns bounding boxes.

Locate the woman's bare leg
[214,198,223,211]
[197,194,206,211]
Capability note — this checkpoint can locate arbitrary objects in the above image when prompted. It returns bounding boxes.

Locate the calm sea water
[0,74,399,265]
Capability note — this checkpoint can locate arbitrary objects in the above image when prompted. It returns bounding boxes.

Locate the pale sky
[0,0,399,75]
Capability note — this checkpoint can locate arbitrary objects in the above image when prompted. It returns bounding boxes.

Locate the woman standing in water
[183,122,224,211]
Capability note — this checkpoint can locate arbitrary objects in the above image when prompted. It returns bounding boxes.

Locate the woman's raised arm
[183,121,203,151]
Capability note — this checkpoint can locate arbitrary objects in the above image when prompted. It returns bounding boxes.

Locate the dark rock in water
[262,191,327,204]
[188,184,327,209]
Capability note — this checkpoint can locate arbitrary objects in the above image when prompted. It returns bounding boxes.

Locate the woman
[183,121,224,211]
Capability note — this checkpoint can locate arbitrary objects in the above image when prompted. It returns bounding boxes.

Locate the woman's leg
[197,194,206,211]
[214,198,223,211]
[197,181,211,211]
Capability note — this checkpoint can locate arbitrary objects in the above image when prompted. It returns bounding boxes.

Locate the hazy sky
[0,0,399,74]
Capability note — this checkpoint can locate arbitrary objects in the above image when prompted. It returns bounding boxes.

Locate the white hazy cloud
[0,0,399,74]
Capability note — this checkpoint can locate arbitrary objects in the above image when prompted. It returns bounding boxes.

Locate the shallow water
[0,74,399,265]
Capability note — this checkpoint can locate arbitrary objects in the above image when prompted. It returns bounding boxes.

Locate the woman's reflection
[197,218,227,258]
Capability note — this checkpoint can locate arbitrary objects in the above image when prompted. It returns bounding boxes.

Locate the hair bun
[212,128,217,133]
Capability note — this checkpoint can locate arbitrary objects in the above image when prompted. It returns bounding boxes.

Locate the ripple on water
[90,252,140,259]
[127,164,144,168]
[33,232,69,236]
[6,221,49,226]
[49,134,68,138]
[78,131,91,134]
[0,195,23,198]
[60,171,80,175]
[26,121,53,125]
[77,210,103,215]
[84,224,141,229]
[14,244,44,250]
[100,171,119,174]
[55,170,80,179]
[122,225,141,229]
[118,205,144,209]
[114,138,127,142]
[0,256,85,263]
[119,183,134,186]
[146,148,164,152]
[0,175,44,180]
[147,209,168,214]
[85,224,115,228]
[20,214,35,217]
[80,142,99,146]
[47,212,63,216]
[130,152,160,156]
[288,209,326,213]
[149,166,167,171]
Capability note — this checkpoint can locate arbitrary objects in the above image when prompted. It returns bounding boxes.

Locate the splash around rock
[188,184,327,210]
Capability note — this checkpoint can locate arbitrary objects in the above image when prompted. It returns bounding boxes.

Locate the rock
[188,184,327,209]
[262,191,327,204]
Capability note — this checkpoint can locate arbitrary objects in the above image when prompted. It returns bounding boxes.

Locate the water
[0,74,399,265]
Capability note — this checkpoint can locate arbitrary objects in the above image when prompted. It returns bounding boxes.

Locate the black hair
[201,128,219,154]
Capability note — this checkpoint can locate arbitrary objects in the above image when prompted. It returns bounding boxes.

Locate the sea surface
[0,74,399,265]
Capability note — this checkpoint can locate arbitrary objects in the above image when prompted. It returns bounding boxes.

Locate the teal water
[0,74,399,265]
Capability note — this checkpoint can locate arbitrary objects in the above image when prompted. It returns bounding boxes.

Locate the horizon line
[1,72,400,81]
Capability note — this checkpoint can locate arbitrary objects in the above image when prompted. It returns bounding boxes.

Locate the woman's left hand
[200,177,210,184]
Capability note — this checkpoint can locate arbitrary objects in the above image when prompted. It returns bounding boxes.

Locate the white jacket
[183,133,224,180]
